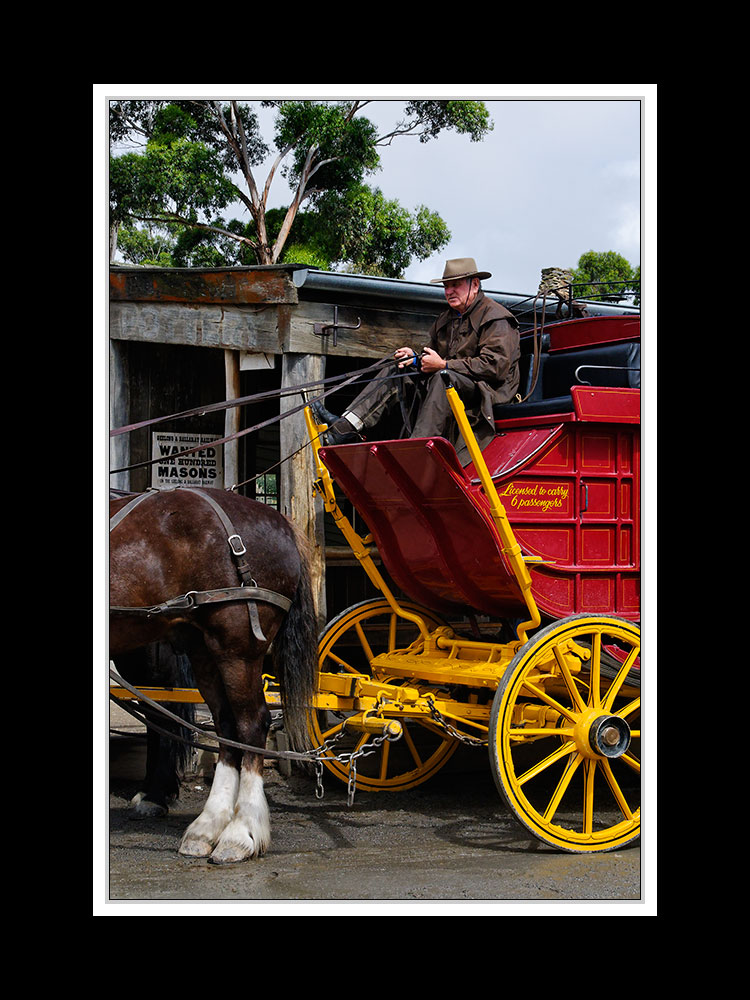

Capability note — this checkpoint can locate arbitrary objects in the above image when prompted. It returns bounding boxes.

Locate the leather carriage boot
[311,400,360,445]
[310,399,340,427]
[323,417,360,445]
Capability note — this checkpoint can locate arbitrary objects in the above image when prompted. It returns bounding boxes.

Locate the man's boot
[310,400,360,445]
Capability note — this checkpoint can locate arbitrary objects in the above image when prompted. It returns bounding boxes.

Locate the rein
[110,669,310,762]
[109,356,396,476]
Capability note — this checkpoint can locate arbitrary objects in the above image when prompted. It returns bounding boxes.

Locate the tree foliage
[109,99,493,277]
[571,250,640,305]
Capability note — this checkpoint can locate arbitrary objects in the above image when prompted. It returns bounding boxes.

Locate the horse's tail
[170,649,197,781]
[271,531,318,753]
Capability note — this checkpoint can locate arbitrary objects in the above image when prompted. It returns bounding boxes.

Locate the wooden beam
[109,267,301,305]
[109,301,284,353]
[109,339,130,492]
[279,353,327,630]
[223,350,241,488]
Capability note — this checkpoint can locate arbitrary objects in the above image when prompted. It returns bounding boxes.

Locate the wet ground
[100,714,650,914]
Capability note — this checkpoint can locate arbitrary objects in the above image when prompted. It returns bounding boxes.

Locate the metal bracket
[313,305,361,347]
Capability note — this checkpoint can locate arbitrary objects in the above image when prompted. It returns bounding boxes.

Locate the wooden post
[279,353,327,629]
[224,350,241,489]
[109,339,130,493]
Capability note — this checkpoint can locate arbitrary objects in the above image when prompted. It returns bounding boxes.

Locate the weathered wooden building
[109,264,637,624]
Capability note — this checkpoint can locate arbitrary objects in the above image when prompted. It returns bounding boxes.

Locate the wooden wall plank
[110,301,284,353]
[285,301,437,358]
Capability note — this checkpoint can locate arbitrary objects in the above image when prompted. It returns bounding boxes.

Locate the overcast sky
[97,86,653,296]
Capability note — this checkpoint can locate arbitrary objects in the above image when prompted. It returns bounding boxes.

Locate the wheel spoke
[520,678,579,723]
[378,739,391,780]
[616,696,640,720]
[354,621,375,664]
[583,759,596,834]
[620,750,640,774]
[543,752,583,822]
[516,738,578,787]
[508,727,575,738]
[603,645,640,711]
[553,646,587,712]
[401,724,424,768]
[327,650,360,675]
[599,759,635,820]
[589,631,602,708]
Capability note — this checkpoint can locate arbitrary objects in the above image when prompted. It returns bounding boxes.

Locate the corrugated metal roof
[295,267,639,329]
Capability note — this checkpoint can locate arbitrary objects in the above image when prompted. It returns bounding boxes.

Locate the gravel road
[101,724,648,914]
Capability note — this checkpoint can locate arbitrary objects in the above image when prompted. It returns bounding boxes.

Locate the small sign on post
[151,432,224,488]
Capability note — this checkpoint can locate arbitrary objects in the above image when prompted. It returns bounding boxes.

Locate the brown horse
[109,486,317,865]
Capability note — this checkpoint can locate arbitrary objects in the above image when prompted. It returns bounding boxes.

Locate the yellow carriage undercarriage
[111,385,641,854]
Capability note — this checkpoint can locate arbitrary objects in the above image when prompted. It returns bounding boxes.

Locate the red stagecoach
[305,312,641,853]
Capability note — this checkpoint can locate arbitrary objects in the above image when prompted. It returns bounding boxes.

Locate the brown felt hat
[430,257,492,284]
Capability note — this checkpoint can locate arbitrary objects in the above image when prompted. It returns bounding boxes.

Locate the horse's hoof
[178,836,215,858]
[208,850,254,865]
[208,831,262,864]
[129,792,168,819]
[208,841,255,865]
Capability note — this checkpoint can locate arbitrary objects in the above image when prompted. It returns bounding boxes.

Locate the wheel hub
[588,715,631,758]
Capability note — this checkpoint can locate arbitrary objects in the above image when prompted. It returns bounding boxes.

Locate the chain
[111,670,403,806]
[306,725,402,806]
[425,696,488,747]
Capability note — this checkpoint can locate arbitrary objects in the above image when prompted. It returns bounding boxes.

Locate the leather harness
[109,487,292,642]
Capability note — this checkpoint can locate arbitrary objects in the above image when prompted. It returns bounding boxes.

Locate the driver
[314,257,520,464]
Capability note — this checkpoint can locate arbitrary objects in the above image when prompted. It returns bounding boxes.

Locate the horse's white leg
[178,759,238,857]
[209,761,270,864]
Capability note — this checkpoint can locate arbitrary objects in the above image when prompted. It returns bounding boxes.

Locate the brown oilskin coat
[426,290,520,451]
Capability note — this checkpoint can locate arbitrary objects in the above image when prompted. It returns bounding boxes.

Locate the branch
[305,154,339,185]
[127,212,260,253]
[270,142,320,263]
[375,123,423,146]
[261,141,295,213]
[343,99,371,123]
[109,101,151,141]
[209,101,261,208]
[229,100,262,206]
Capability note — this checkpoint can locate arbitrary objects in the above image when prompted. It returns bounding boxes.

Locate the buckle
[227,534,247,557]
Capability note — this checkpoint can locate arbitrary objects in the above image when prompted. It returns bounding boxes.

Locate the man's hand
[394,347,417,369]
[419,348,447,374]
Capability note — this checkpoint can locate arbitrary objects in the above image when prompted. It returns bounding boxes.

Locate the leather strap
[108,490,155,532]
[187,488,258,591]
[109,487,291,641]
[110,584,292,617]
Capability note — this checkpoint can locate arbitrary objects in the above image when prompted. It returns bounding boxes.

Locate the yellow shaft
[443,383,541,642]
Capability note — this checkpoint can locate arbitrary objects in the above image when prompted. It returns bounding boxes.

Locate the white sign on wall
[151,432,224,488]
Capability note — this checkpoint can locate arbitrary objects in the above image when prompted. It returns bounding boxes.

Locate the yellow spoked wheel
[489,614,641,853]
[311,598,458,791]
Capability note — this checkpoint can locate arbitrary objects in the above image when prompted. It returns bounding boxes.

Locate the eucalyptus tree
[109,99,493,276]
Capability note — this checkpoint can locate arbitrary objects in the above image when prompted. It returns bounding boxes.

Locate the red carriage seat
[318,437,529,619]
